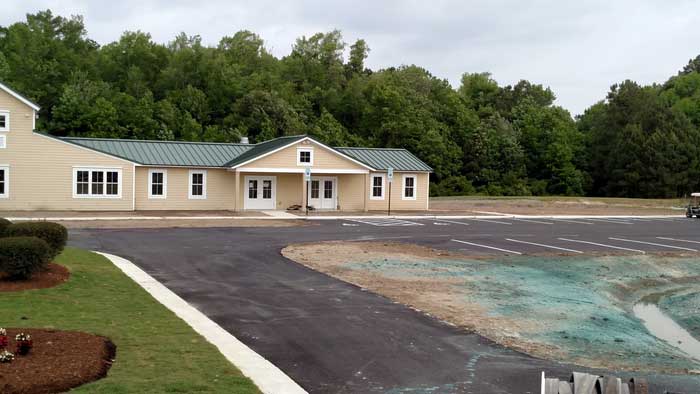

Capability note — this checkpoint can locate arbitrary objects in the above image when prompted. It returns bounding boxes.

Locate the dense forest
[2,10,700,198]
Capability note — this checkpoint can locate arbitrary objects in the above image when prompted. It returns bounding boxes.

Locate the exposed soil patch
[0,328,116,394]
[283,241,700,373]
[0,263,70,292]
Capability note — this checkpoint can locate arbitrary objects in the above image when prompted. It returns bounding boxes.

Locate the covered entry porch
[233,169,369,212]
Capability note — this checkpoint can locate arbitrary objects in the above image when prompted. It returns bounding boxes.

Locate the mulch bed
[0,328,116,394]
[0,263,70,292]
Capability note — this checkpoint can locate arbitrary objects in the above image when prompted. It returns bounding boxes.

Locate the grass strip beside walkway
[1,247,260,393]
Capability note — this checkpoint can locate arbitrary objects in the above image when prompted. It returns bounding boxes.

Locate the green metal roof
[336,147,432,172]
[50,133,432,172]
[59,136,253,167]
[224,135,306,167]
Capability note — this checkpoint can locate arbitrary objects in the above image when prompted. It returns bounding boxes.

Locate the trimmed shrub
[0,218,11,236]
[4,222,68,259]
[0,237,51,279]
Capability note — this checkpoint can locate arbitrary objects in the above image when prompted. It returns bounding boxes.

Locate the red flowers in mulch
[0,328,116,394]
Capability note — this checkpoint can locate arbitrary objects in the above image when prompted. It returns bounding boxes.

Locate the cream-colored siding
[0,90,134,211]
[242,141,368,171]
[135,167,236,210]
[366,172,429,211]
[337,174,365,211]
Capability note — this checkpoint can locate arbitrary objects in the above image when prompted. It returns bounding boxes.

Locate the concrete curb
[96,251,307,394]
[4,214,684,222]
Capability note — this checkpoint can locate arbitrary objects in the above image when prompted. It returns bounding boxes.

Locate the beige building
[0,83,432,212]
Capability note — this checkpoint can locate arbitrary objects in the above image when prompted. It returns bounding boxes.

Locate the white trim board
[0,81,40,111]
[96,252,307,394]
[236,167,368,174]
[230,137,376,171]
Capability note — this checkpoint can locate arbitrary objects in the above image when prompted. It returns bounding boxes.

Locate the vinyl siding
[337,174,365,211]
[241,141,369,170]
[365,172,429,211]
[0,90,134,211]
[135,167,236,210]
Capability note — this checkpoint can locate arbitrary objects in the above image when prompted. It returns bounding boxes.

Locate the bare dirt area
[0,328,115,394]
[55,218,307,229]
[0,263,70,292]
[283,241,700,374]
[429,196,683,216]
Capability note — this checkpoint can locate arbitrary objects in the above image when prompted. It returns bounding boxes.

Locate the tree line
[2,10,700,198]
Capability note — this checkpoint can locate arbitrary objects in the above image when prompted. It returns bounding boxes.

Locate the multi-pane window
[297,148,313,165]
[263,180,272,199]
[248,180,258,199]
[371,175,384,199]
[403,176,416,199]
[190,171,205,198]
[310,180,320,199]
[149,170,166,198]
[74,169,121,197]
[0,167,7,197]
[324,180,333,199]
[0,111,8,132]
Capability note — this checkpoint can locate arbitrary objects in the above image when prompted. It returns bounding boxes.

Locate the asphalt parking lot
[70,216,700,394]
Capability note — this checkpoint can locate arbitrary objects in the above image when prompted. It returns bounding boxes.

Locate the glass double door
[244,176,276,210]
[308,176,337,210]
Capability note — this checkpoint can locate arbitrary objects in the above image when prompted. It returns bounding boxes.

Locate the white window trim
[148,169,168,199]
[0,165,9,199]
[0,135,6,149]
[297,147,314,166]
[402,174,417,200]
[369,174,385,200]
[72,167,123,199]
[0,110,9,132]
[188,170,207,199]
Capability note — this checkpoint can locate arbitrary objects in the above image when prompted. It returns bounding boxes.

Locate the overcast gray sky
[4,1,700,115]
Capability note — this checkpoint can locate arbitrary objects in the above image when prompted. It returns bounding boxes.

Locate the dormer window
[0,111,9,132]
[297,148,313,166]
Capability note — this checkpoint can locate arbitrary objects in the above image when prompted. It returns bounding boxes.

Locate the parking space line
[609,237,698,252]
[657,237,700,245]
[465,218,513,225]
[557,238,645,254]
[585,218,633,225]
[505,238,583,253]
[511,218,554,225]
[433,219,470,226]
[346,218,423,227]
[451,239,522,255]
[549,218,594,225]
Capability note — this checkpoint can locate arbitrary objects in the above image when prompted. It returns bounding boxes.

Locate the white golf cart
[687,192,700,218]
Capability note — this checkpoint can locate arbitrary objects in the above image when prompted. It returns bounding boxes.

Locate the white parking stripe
[511,218,554,225]
[657,237,700,245]
[433,219,470,226]
[505,238,583,253]
[609,237,698,252]
[585,218,633,225]
[347,218,423,227]
[465,218,513,225]
[549,218,594,225]
[451,239,522,255]
[558,238,645,254]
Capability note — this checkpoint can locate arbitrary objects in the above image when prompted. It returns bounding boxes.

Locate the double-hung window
[402,175,416,200]
[148,169,167,199]
[189,170,207,199]
[370,174,385,200]
[74,168,121,198]
[0,166,8,198]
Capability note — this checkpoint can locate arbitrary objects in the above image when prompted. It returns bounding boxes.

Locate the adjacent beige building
[0,83,432,212]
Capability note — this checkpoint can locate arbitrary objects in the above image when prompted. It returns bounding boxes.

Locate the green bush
[0,218,11,236]
[4,222,68,259]
[0,237,51,279]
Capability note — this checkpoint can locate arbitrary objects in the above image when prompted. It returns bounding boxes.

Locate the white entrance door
[308,176,337,210]
[244,176,276,210]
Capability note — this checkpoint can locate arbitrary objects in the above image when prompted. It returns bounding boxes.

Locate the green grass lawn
[1,247,260,393]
